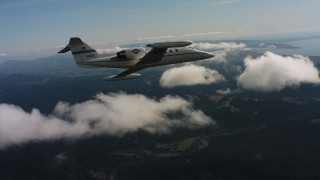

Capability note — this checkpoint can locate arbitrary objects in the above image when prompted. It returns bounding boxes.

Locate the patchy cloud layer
[216,88,233,95]
[160,65,225,88]
[237,52,320,92]
[0,53,7,57]
[0,93,213,149]
[96,47,123,55]
[192,42,247,51]
[192,42,248,62]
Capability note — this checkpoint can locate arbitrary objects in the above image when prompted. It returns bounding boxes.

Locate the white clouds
[216,88,233,95]
[0,53,7,57]
[0,93,213,149]
[0,104,87,148]
[210,51,227,63]
[267,45,277,49]
[259,43,277,49]
[192,42,247,51]
[237,52,320,92]
[96,47,123,55]
[192,42,248,62]
[160,65,225,88]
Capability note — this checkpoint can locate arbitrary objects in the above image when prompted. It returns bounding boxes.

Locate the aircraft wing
[102,67,144,81]
[136,41,193,66]
[113,67,145,78]
[105,41,193,80]
[135,48,167,66]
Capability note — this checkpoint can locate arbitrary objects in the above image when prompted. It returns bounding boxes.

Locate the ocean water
[274,38,320,56]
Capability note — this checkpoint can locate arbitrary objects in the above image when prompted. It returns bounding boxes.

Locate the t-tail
[58,37,99,64]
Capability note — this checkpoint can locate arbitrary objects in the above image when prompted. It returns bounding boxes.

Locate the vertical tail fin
[58,37,99,63]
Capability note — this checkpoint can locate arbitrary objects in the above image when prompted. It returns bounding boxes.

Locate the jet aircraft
[58,37,214,80]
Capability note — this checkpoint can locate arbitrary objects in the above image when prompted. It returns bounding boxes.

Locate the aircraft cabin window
[169,50,172,53]
[175,49,178,52]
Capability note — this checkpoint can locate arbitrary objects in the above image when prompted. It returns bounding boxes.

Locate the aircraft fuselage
[58,37,214,80]
[78,47,212,69]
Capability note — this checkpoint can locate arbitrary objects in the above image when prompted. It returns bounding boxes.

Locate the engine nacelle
[116,48,146,60]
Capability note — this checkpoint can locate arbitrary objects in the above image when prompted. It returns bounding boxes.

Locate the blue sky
[0,0,320,59]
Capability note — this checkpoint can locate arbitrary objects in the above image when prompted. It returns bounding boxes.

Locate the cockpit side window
[117,50,127,59]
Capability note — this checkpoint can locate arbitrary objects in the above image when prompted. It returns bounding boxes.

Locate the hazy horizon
[1,0,320,60]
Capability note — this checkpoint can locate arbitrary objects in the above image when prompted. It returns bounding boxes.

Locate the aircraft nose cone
[208,52,214,58]
[204,52,214,59]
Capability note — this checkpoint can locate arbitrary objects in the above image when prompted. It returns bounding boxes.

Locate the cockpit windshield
[117,50,126,59]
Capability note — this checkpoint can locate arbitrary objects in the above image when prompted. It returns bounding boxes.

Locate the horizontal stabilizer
[58,46,70,53]
[147,41,193,48]
[101,73,141,81]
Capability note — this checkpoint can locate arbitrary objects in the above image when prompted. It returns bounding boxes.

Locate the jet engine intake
[116,48,146,60]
